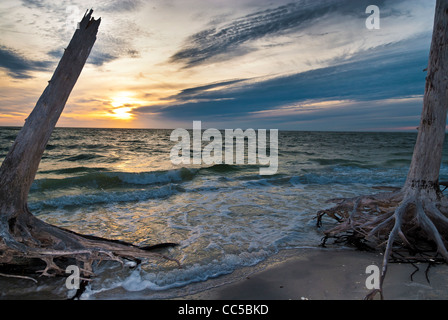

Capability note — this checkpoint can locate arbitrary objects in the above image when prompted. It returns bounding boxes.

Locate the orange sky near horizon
[0,0,437,131]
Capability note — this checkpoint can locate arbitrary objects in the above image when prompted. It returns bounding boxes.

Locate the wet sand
[2,247,448,300]
[182,248,448,300]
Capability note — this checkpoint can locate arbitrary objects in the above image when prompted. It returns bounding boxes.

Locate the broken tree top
[79,9,101,30]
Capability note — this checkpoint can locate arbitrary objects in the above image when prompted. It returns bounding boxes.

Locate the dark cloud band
[170,0,388,68]
[0,46,52,79]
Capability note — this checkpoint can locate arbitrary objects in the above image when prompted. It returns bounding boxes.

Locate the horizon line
[0,125,421,134]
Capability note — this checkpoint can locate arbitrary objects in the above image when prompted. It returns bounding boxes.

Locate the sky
[0,0,437,131]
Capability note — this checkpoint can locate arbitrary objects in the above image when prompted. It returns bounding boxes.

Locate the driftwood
[0,10,179,282]
[317,0,448,300]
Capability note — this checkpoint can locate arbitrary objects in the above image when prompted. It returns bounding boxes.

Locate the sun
[112,106,133,120]
[109,92,138,120]
[111,92,133,108]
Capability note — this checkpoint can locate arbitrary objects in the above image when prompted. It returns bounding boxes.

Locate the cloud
[20,0,143,12]
[169,0,395,68]
[0,45,52,79]
[87,50,118,66]
[3,0,435,130]
[18,0,144,68]
[48,47,118,67]
[20,0,46,8]
[48,35,140,67]
[248,97,423,131]
[100,0,144,12]
[137,33,429,130]
[165,78,248,101]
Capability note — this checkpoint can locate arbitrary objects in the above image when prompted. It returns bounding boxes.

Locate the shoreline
[178,247,448,300]
[2,246,448,300]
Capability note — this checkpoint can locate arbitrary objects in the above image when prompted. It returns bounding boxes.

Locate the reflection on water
[1,128,448,298]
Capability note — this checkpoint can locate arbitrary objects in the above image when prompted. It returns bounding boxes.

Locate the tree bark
[0,10,178,277]
[404,0,448,195]
[317,0,448,299]
[0,10,100,220]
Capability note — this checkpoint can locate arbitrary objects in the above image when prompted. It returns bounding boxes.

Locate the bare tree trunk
[317,0,448,299]
[404,0,448,196]
[0,10,178,278]
[0,10,100,221]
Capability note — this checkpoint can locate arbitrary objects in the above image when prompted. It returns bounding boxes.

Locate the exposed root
[0,211,181,281]
[0,9,182,290]
[37,257,65,277]
[317,188,448,299]
[389,251,445,282]
[0,272,38,283]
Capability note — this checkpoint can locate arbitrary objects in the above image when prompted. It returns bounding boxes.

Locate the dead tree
[317,0,448,298]
[0,10,178,278]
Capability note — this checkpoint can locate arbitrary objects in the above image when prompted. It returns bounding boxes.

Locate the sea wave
[82,249,272,299]
[291,168,406,186]
[32,167,198,191]
[32,163,409,196]
[310,157,365,166]
[202,163,242,173]
[39,166,112,175]
[382,158,412,167]
[29,184,178,210]
[61,154,105,162]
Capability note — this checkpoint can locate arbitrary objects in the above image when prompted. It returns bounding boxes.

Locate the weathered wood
[0,10,179,277]
[404,0,448,194]
[0,10,100,221]
[317,0,448,299]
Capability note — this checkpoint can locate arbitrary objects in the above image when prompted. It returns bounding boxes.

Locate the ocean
[1,127,448,299]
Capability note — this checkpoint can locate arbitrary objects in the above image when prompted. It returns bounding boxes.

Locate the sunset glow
[0,0,436,131]
[111,107,133,120]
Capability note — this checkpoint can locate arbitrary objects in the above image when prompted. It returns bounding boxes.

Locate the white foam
[84,249,271,298]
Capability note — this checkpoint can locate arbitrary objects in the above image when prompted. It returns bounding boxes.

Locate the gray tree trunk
[404,0,448,196]
[0,10,100,224]
[0,11,178,273]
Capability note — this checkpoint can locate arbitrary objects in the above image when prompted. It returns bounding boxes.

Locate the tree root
[0,211,181,282]
[0,9,182,291]
[0,272,38,283]
[317,189,448,299]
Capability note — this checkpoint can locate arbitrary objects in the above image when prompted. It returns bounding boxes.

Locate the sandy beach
[181,247,448,300]
[2,246,448,300]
